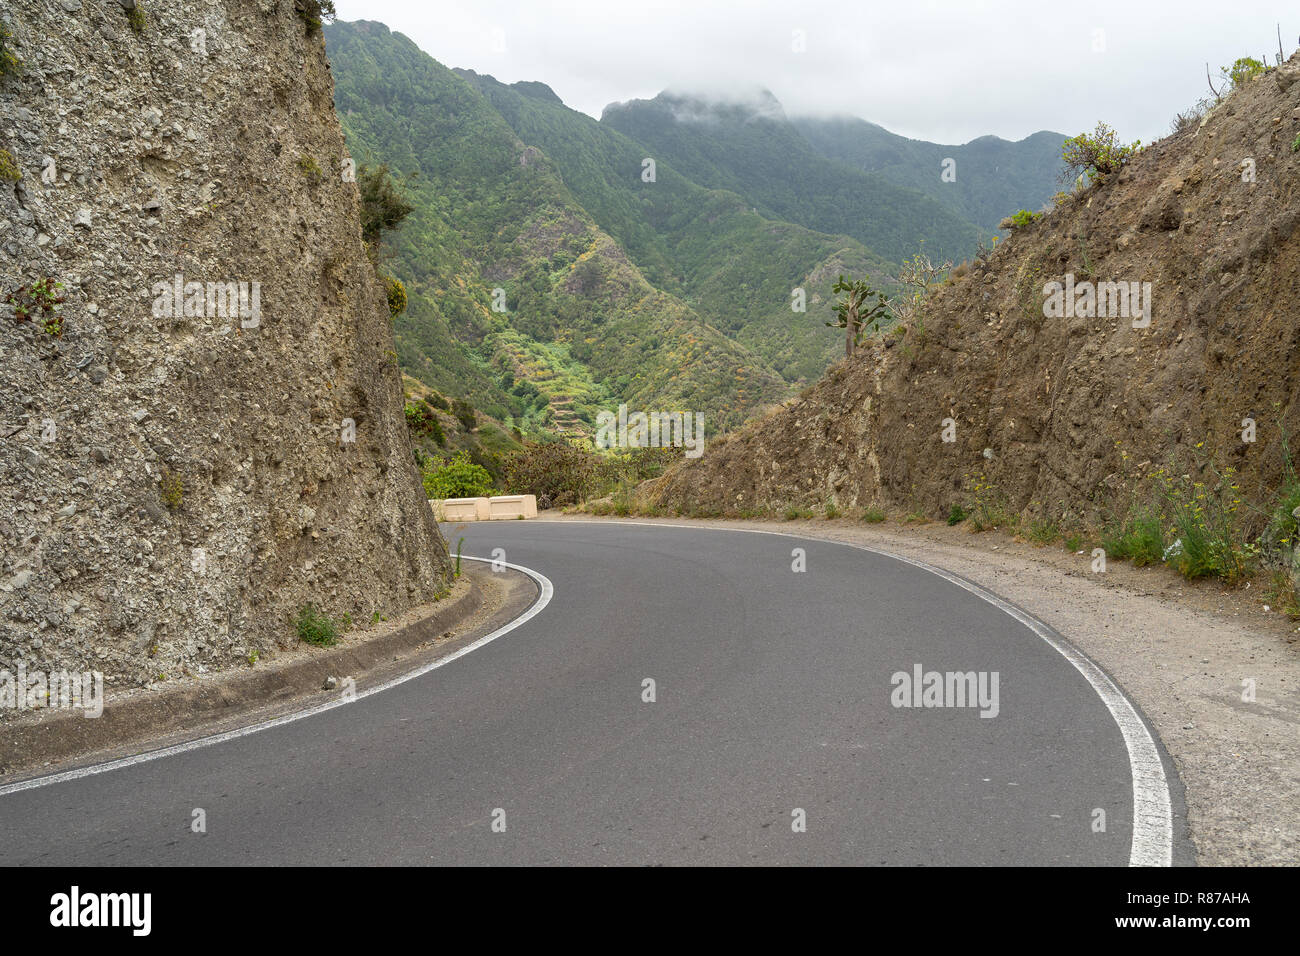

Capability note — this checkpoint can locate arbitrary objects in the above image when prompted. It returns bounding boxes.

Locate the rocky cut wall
[0,0,451,688]
[646,53,1300,523]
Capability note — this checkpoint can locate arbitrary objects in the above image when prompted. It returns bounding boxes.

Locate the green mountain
[790,116,1067,233]
[600,90,984,265]
[323,21,788,432]
[454,69,889,383]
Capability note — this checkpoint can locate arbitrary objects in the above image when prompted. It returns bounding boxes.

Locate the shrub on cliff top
[296,1,337,33]
[1062,122,1141,184]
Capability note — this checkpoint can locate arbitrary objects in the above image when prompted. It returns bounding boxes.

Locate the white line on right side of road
[566,518,1175,867]
[0,557,553,798]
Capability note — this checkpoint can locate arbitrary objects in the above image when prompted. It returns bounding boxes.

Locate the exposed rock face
[0,0,450,687]
[648,56,1300,523]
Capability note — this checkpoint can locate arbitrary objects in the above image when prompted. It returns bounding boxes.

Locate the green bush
[0,24,20,78]
[0,148,20,182]
[1224,56,1265,88]
[422,451,494,499]
[1062,122,1141,184]
[946,504,967,525]
[1100,511,1164,566]
[296,604,340,646]
[862,507,886,523]
[1026,518,1059,544]
[451,398,476,432]
[505,439,604,506]
[295,0,336,33]
[159,468,184,511]
[357,163,412,249]
[384,274,407,317]
[1002,209,1040,230]
[125,6,147,34]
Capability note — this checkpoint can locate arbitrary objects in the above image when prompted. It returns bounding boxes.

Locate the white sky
[332,0,1299,145]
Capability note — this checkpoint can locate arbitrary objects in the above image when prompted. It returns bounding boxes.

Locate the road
[0,521,1186,865]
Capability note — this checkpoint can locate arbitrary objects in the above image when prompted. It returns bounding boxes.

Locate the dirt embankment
[647,54,1300,522]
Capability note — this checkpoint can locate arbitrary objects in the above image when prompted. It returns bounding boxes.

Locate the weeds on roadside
[966,474,1016,532]
[296,605,340,647]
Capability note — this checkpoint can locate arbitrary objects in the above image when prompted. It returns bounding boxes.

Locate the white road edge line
[0,557,553,798]
[565,518,1175,867]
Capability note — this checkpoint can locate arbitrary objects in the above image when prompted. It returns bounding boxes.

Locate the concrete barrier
[431,495,537,521]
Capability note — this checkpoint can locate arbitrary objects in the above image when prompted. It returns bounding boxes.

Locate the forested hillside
[324,21,788,432]
[456,70,887,383]
[791,116,1066,233]
[601,90,984,265]
[322,20,1067,438]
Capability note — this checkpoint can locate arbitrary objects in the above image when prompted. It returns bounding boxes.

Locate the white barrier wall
[431,495,538,521]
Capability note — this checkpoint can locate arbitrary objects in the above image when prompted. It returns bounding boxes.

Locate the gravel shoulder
[547,512,1300,866]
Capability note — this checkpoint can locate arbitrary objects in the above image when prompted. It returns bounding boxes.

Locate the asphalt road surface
[0,521,1187,865]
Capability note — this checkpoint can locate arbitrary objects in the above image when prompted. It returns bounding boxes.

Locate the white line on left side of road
[0,557,553,798]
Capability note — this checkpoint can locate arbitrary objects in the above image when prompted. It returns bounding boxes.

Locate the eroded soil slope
[648,56,1300,522]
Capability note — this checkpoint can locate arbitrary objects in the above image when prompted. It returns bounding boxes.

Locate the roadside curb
[0,573,486,778]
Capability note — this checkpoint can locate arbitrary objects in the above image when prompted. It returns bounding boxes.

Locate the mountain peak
[605,87,788,125]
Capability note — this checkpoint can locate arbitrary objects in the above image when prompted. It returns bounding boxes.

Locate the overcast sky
[332,1,1297,145]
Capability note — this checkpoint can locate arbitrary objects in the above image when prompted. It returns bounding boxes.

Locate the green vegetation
[1061,123,1141,185]
[6,277,66,336]
[1003,209,1041,229]
[824,502,840,519]
[827,274,890,357]
[793,117,1066,234]
[1223,56,1266,88]
[965,474,1017,532]
[296,155,323,183]
[324,22,791,431]
[125,5,147,34]
[159,468,183,511]
[0,24,20,78]
[422,451,495,499]
[357,163,412,249]
[296,0,336,33]
[947,504,967,526]
[1292,134,1300,153]
[295,604,340,646]
[862,507,886,523]
[0,148,18,182]
[504,439,603,507]
[1025,517,1059,545]
[384,274,407,317]
[602,91,983,266]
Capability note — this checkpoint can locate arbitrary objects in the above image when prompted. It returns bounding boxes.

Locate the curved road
[0,521,1188,865]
